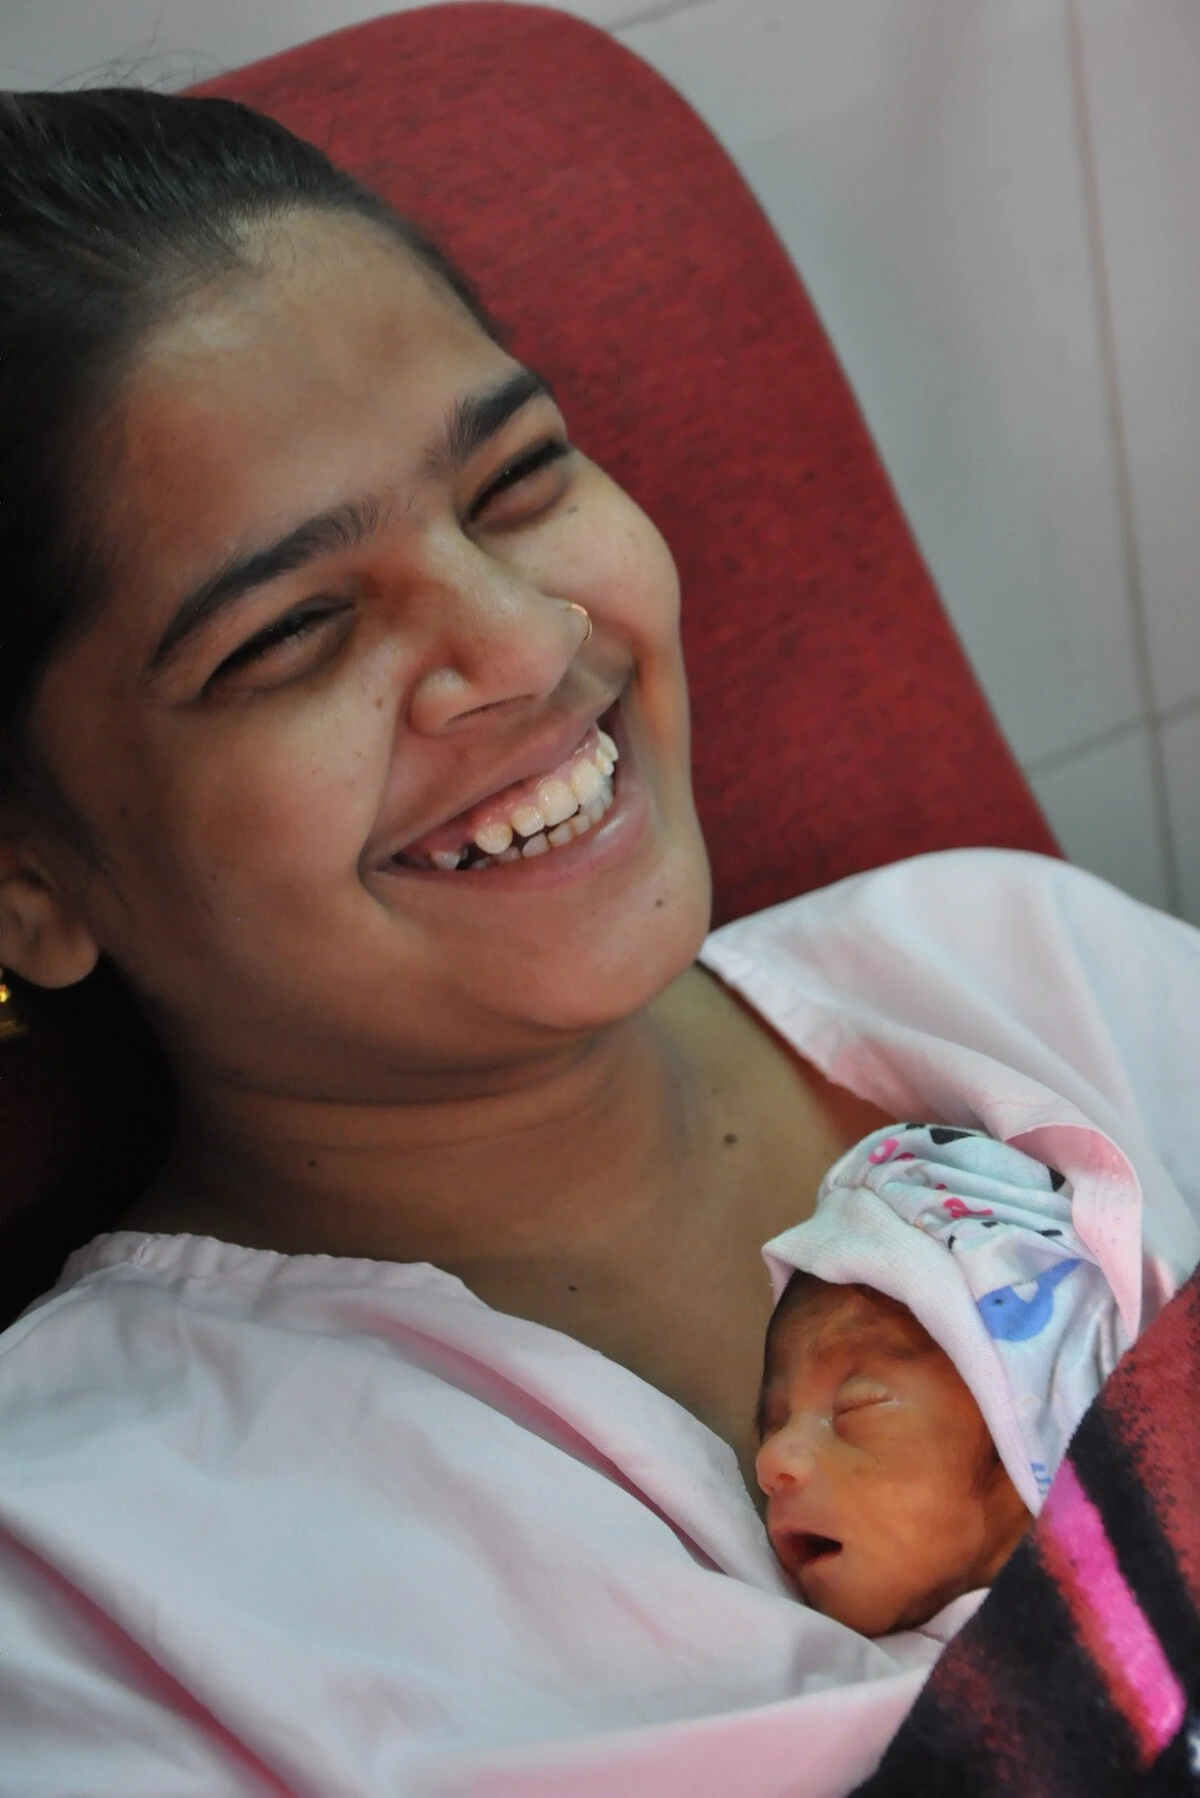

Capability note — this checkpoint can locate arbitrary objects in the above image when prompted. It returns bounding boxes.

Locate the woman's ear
[0,840,100,988]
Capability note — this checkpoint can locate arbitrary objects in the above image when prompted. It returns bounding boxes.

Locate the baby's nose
[755,1423,818,1496]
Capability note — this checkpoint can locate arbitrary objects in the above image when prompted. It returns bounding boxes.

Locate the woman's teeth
[411,730,618,873]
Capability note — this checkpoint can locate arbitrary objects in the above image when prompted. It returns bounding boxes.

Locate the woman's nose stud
[565,601,592,645]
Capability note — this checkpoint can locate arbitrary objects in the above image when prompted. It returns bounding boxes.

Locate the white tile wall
[1072,0,1200,719]
[1028,727,1172,913]
[2,0,1197,921]
[0,0,646,89]
[623,0,1143,774]
[1162,707,1200,927]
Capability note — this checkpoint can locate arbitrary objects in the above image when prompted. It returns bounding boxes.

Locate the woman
[0,89,1196,1796]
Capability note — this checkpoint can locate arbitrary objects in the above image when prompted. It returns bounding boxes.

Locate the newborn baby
[755,1271,1030,1636]
[755,1121,1143,1638]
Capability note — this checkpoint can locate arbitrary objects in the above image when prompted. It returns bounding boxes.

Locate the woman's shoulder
[702,849,1200,1255]
[0,1231,478,1446]
[706,848,1199,1002]
[714,847,1190,944]
[703,847,1200,1085]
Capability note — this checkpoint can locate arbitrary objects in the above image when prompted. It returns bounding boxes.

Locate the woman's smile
[24,208,712,1089]
[376,711,617,870]
[372,709,648,893]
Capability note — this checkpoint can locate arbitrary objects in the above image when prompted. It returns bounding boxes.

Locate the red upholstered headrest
[0,3,1055,1319]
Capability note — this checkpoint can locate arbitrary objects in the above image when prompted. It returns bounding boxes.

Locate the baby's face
[755,1280,1029,1637]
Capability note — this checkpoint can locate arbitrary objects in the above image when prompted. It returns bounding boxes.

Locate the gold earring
[566,601,593,645]
[0,967,26,1041]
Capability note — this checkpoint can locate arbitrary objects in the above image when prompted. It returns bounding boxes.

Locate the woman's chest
[544,1003,895,1484]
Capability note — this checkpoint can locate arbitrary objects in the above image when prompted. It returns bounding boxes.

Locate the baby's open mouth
[787,1532,843,1573]
[390,723,618,873]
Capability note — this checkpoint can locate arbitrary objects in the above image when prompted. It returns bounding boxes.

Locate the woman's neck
[128,964,718,1272]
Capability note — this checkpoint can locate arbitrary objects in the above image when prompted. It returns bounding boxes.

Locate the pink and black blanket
[853,1265,1200,1794]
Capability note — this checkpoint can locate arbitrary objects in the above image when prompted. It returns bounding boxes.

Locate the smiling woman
[0,79,1197,1798]
[9,99,708,1103]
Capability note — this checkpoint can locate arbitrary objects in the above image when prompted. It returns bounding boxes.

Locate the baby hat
[762,1124,1132,1513]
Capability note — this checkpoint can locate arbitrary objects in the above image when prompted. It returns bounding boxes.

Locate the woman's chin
[370,744,712,1038]
[509,852,712,1036]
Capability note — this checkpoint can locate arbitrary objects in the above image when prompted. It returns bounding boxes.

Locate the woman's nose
[405,549,589,735]
[755,1424,817,1497]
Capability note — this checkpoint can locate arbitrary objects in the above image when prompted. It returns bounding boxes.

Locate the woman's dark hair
[0,86,494,797]
[0,89,500,1318]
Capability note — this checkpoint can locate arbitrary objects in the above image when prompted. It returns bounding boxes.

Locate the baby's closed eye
[832,1379,893,1423]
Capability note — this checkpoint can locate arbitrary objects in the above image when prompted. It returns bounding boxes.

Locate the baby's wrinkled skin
[755,1278,1031,1637]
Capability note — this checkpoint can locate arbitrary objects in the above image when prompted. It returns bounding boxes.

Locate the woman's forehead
[124,214,498,452]
[140,209,474,358]
[98,215,514,622]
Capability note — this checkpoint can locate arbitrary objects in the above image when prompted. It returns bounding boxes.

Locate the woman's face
[24,212,710,1098]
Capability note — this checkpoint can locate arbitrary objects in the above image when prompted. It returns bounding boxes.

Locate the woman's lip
[368,698,621,872]
[375,727,647,893]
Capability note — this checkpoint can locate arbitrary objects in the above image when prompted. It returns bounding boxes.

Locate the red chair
[0,2,1056,1325]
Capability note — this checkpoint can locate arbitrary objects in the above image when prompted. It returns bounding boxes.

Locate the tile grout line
[1158,690,1200,730]
[1024,689,1200,780]
[610,0,719,34]
[1063,0,1182,913]
[1024,716,1143,780]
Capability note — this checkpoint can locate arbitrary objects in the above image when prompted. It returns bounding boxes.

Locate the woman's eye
[207,604,347,688]
[470,438,571,523]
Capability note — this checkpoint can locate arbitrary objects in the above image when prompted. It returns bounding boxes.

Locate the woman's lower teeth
[423,774,615,871]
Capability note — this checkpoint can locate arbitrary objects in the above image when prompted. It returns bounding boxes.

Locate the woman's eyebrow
[426,365,558,479]
[147,495,384,675]
[145,366,558,677]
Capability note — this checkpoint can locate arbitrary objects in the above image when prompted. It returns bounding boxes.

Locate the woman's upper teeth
[506,753,606,840]
[414,729,617,870]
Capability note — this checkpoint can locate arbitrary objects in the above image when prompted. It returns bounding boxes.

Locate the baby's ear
[974,1428,1005,1488]
[979,1441,1033,1539]
[0,837,100,989]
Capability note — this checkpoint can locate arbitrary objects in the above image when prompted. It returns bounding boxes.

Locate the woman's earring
[0,967,27,1041]
[565,601,593,645]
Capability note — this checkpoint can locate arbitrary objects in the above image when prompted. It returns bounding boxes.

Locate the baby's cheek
[869,1449,977,1569]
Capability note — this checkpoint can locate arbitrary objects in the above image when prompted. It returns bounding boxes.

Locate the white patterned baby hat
[762,1124,1133,1514]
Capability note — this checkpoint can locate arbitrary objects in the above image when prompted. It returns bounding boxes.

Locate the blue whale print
[977,1259,1081,1341]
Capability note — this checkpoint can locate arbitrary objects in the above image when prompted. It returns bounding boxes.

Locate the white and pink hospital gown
[1,849,1198,1798]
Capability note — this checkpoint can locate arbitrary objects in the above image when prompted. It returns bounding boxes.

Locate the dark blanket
[853,1266,1200,1796]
